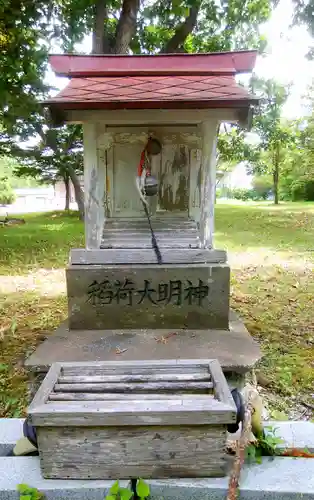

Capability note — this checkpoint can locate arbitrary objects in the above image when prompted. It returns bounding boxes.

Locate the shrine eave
[46,98,257,111]
[49,50,258,77]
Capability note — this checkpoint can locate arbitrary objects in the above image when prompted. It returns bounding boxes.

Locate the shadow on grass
[0,290,67,416]
[0,211,84,275]
[215,203,314,254]
[1,204,314,275]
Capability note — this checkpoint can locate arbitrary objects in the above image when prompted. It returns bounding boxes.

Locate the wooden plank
[83,122,106,249]
[102,235,199,241]
[199,121,218,248]
[66,108,238,126]
[100,240,199,249]
[49,393,215,401]
[103,229,198,240]
[209,359,236,410]
[62,365,210,377]
[103,229,198,234]
[30,398,236,426]
[107,220,197,229]
[60,359,210,375]
[61,359,211,375]
[54,381,214,393]
[189,148,202,222]
[112,142,144,217]
[58,373,211,383]
[70,248,227,265]
[28,363,61,412]
[37,425,227,479]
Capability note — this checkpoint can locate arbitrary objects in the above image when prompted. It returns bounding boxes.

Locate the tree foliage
[280,84,314,200]
[292,0,314,59]
[0,1,53,139]
[53,0,273,55]
[245,78,294,203]
[0,0,280,217]
[0,0,275,139]
[13,125,85,216]
[0,176,15,205]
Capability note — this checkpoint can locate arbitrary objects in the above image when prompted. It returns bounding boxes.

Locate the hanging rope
[142,198,162,264]
[136,138,162,265]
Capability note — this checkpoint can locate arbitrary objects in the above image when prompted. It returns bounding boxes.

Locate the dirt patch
[0,269,66,297]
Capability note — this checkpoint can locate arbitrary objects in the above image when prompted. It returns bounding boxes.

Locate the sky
[47,0,314,119]
[253,0,314,118]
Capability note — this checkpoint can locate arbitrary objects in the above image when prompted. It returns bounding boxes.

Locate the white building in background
[0,177,83,215]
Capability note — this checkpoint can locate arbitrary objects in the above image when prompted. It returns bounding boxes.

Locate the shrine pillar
[199,120,218,249]
[83,122,106,249]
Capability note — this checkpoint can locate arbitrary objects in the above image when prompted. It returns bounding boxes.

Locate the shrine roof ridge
[49,50,257,78]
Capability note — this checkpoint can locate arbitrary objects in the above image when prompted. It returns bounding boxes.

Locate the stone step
[1,420,314,499]
[1,456,314,499]
[147,458,314,500]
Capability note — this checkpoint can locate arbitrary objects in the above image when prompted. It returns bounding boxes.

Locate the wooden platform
[100,217,200,249]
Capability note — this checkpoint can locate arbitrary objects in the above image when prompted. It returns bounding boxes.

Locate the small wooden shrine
[26,51,261,391]
[47,51,256,253]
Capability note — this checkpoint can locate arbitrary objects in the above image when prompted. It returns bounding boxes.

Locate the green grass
[0,204,314,418]
[0,211,84,275]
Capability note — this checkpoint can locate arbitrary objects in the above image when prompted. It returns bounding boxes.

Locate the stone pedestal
[66,263,230,330]
[26,248,261,402]
[25,311,261,399]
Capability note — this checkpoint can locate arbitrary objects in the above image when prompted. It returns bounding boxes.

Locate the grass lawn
[1,203,314,419]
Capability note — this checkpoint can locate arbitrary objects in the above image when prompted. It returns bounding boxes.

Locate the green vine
[105,479,150,500]
[245,426,285,464]
[17,479,150,500]
[17,484,45,500]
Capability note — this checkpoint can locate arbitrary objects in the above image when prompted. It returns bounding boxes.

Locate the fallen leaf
[154,332,177,344]
[115,347,128,355]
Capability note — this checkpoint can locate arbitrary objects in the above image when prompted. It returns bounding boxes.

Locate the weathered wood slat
[49,392,215,401]
[102,233,198,239]
[30,398,236,426]
[103,229,198,235]
[61,360,211,376]
[28,363,61,411]
[104,224,198,230]
[208,359,236,409]
[70,248,227,265]
[29,359,235,479]
[102,236,198,241]
[101,217,200,249]
[58,373,211,383]
[54,381,214,393]
[37,426,227,479]
[101,241,199,249]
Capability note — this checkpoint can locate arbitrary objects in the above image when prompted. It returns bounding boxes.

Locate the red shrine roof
[46,51,258,112]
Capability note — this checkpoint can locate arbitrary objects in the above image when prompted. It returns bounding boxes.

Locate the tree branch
[160,1,202,54]
[113,0,140,54]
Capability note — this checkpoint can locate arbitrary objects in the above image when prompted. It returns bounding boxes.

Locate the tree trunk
[92,0,107,54]
[273,147,280,205]
[113,0,140,54]
[64,174,70,210]
[67,165,84,220]
[160,2,202,53]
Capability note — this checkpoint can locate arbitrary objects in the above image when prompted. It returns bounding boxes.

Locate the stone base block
[66,263,230,330]
[1,420,314,499]
[70,248,228,265]
[25,311,260,397]
[1,455,314,500]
